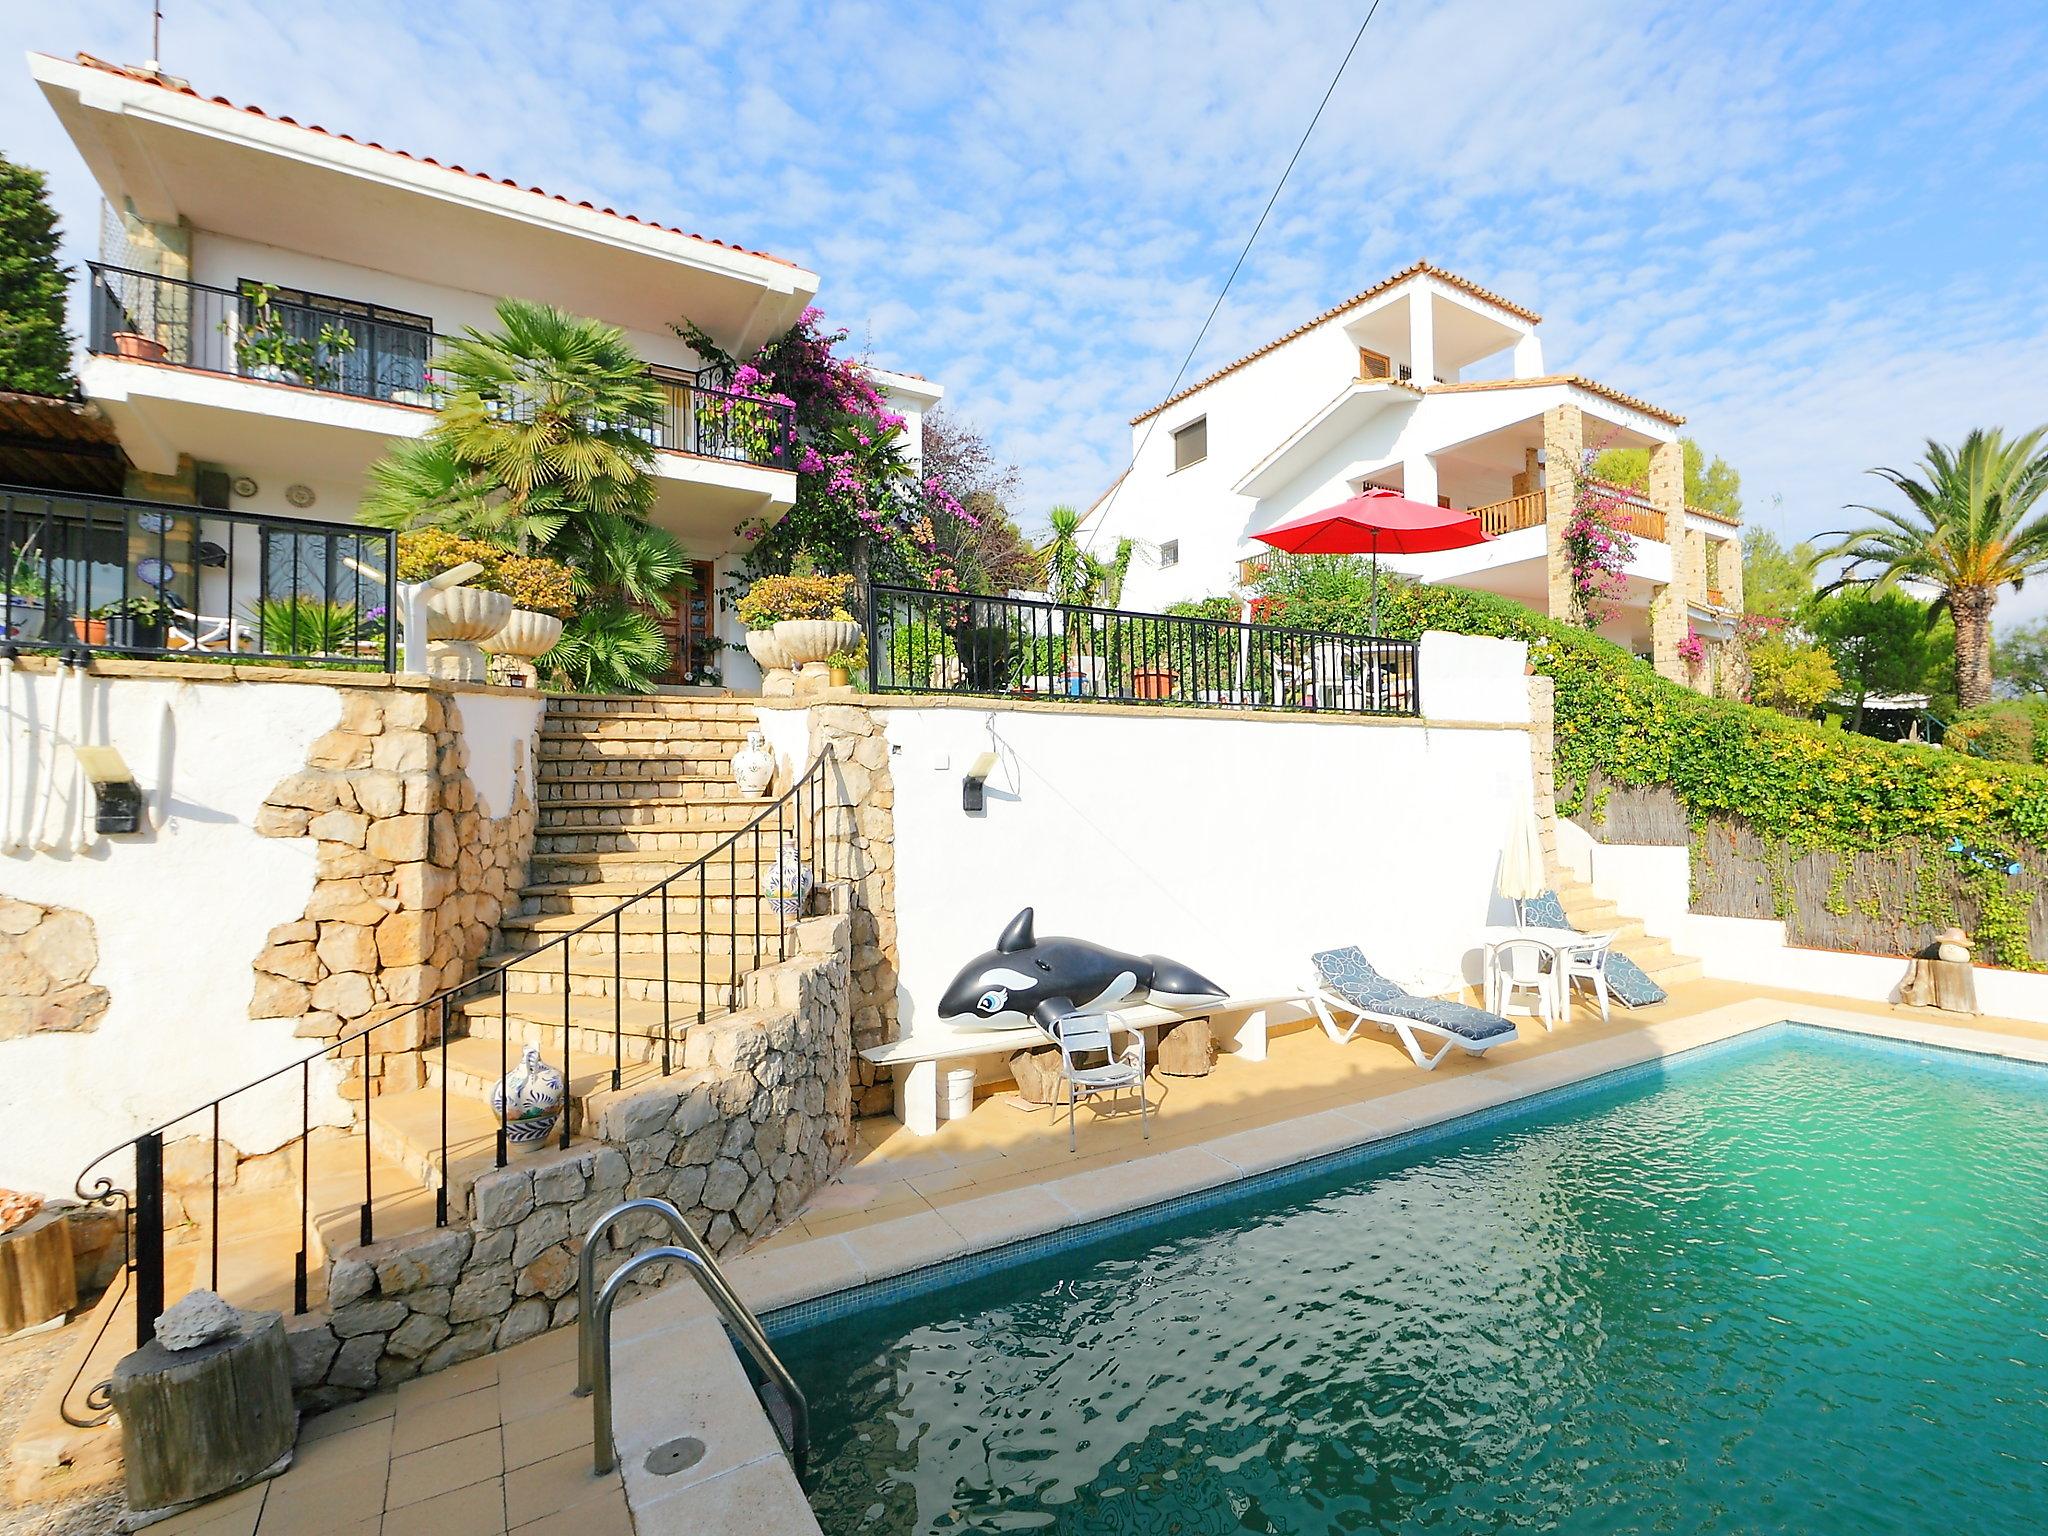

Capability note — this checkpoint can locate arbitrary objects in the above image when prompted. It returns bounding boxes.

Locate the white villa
[23,51,939,687]
[1083,262,1743,685]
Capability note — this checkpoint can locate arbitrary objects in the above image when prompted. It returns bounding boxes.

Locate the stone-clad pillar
[1646,440,1692,684]
[1542,405,1584,622]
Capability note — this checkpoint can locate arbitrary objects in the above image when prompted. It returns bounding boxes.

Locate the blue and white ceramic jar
[764,841,813,919]
[491,1044,566,1144]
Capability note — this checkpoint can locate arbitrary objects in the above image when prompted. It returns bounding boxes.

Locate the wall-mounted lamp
[72,744,145,835]
[962,751,998,814]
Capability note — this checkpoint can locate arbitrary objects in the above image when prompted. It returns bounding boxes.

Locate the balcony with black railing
[85,264,795,471]
[2,484,396,670]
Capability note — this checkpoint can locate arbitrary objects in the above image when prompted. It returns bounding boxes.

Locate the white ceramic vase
[763,841,814,918]
[773,618,861,669]
[731,730,775,798]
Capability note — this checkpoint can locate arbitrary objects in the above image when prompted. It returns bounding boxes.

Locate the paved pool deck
[150,979,2048,1536]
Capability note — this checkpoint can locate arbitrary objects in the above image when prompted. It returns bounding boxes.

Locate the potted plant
[479,550,578,684]
[222,283,358,388]
[825,641,866,689]
[736,570,861,671]
[96,594,179,650]
[110,328,169,363]
[2,549,56,641]
[394,530,516,680]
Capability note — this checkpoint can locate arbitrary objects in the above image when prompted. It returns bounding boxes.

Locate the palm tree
[363,298,688,690]
[1040,505,1092,604]
[1819,427,2048,709]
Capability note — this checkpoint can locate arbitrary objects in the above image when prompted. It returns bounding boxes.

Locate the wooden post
[110,1309,295,1523]
[0,1210,76,1336]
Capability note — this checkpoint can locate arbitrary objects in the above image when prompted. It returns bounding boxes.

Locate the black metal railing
[88,264,796,471]
[866,584,1421,716]
[649,378,796,468]
[88,263,440,407]
[64,747,840,1423]
[3,485,396,671]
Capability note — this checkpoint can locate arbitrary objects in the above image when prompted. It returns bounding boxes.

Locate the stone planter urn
[774,618,862,670]
[481,607,565,688]
[744,627,790,676]
[400,582,514,683]
[730,730,776,798]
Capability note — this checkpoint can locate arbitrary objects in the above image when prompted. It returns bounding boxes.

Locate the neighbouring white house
[1082,262,1743,687]
[20,51,939,687]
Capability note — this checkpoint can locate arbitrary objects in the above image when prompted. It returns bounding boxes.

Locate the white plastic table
[1478,925,1580,1016]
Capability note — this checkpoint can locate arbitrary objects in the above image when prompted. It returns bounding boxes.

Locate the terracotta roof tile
[1132,262,1542,423]
[68,53,799,270]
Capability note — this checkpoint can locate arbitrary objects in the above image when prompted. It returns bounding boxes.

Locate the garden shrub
[1947,699,2048,765]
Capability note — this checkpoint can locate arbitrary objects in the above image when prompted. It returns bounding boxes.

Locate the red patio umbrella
[1252,489,1489,631]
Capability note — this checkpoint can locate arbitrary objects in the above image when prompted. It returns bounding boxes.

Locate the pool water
[775,1028,2048,1533]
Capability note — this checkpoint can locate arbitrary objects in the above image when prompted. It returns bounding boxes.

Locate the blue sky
[7,2,2048,614]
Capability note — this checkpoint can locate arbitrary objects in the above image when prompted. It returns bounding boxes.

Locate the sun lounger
[1309,945,1517,1069]
[1522,891,1666,1008]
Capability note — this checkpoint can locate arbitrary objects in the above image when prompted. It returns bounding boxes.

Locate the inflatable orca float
[938,908,1226,1037]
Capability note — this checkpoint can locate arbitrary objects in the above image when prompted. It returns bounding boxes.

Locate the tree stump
[110,1309,295,1526]
[1009,1045,1064,1105]
[1900,955,1980,1014]
[0,1209,75,1336]
[1157,1017,1216,1077]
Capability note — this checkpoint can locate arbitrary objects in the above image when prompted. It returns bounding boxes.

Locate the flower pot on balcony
[1130,667,1175,700]
[1,598,48,642]
[70,618,109,646]
[105,615,167,651]
[744,627,790,676]
[773,619,862,670]
[111,331,167,363]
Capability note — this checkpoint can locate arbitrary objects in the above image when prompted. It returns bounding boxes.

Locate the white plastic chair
[1558,932,1617,1022]
[1488,937,1559,1031]
[1053,1014,1149,1151]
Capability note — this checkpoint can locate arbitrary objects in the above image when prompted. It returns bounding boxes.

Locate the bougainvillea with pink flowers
[674,308,971,586]
[1563,447,1638,627]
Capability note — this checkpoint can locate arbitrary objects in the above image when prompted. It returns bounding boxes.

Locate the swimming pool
[773,1026,2048,1533]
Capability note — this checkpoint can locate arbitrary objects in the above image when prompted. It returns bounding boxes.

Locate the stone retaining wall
[249,689,538,1102]
[285,910,853,1406]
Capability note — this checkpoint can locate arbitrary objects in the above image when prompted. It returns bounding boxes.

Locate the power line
[1084,0,1385,551]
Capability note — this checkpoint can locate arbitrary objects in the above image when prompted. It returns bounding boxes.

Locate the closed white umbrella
[1497,794,1548,927]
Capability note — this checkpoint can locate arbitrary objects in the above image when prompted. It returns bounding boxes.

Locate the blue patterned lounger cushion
[1528,889,1667,1008]
[1313,947,1516,1043]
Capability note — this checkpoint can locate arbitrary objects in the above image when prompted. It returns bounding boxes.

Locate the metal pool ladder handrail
[575,1198,809,1478]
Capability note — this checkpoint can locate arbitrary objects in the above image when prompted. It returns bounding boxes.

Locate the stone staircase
[358,694,789,1212]
[1548,872,1704,993]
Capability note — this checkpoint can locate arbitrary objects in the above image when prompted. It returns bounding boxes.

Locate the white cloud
[4,0,2043,553]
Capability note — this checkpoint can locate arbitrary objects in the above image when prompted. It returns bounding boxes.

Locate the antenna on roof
[147,0,163,72]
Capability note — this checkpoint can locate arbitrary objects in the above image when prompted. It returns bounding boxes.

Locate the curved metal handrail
[586,1241,809,1479]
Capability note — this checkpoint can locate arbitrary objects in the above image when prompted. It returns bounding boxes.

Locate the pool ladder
[574,1197,810,1478]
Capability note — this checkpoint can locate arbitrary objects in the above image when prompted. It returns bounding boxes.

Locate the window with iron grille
[1159,539,1180,568]
[1171,416,1207,471]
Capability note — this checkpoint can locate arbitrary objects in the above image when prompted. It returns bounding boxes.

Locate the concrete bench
[861,993,1314,1136]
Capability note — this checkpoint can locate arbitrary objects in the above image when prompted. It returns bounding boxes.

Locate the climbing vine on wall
[1366,578,2048,966]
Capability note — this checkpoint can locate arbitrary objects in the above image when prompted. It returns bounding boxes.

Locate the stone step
[499,913,811,957]
[537,743,747,771]
[454,992,732,1064]
[363,1085,595,1209]
[546,695,753,719]
[526,850,781,886]
[517,884,765,915]
[541,712,755,738]
[532,822,802,856]
[537,783,770,812]
[494,960,739,1008]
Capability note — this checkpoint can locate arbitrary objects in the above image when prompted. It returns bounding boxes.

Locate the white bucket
[942,1066,978,1121]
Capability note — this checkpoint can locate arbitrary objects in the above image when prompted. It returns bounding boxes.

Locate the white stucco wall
[0,670,355,1196]
[449,691,540,819]
[878,706,1535,1040]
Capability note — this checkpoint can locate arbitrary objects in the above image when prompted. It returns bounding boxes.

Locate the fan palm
[1819,427,2048,709]
[363,298,686,690]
